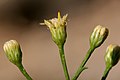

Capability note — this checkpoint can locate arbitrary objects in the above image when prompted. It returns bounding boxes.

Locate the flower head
[90,25,109,48]
[41,12,68,46]
[105,44,120,67]
[3,40,22,65]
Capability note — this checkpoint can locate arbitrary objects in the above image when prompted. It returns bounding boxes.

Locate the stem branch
[72,47,95,80]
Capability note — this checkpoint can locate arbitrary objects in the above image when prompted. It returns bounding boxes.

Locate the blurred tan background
[0,0,120,80]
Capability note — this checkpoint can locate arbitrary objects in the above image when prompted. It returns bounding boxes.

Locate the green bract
[105,44,120,67]
[41,12,68,46]
[90,25,109,48]
[3,40,22,66]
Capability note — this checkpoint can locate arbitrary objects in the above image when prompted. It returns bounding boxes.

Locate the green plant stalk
[101,65,112,80]
[17,63,32,80]
[58,45,70,80]
[72,46,95,80]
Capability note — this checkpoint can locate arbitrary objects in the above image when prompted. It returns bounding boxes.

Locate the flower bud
[3,40,22,65]
[41,12,68,46]
[105,44,120,67]
[90,25,109,48]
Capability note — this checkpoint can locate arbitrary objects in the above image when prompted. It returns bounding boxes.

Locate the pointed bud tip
[58,11,61,20]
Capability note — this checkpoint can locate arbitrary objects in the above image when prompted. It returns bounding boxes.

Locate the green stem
[101,65,112,80]
[58,45,70,80]
[72,47,95,80]
[17,63,32,80]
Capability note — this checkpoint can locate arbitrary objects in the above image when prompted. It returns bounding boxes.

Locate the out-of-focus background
[0,0,120,80]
